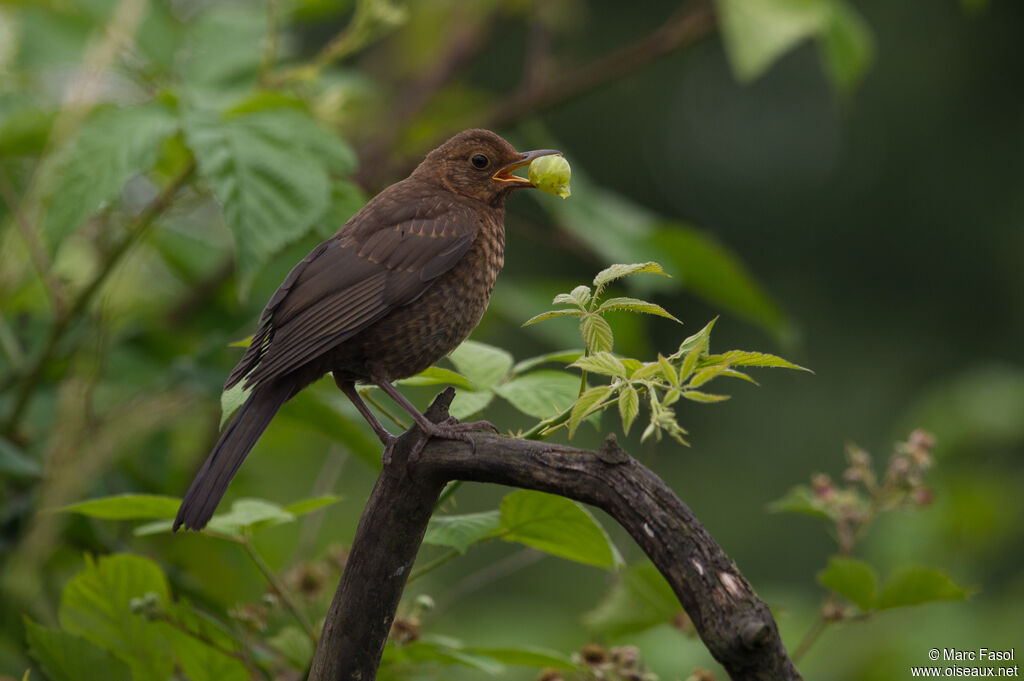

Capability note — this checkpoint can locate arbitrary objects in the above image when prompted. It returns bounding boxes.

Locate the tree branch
[309,389,802,681]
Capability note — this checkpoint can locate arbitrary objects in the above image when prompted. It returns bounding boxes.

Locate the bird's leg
[334,376,399,463]
[373,378,498,459]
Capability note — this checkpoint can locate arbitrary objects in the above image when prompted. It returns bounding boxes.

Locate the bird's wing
[226,204,478,390]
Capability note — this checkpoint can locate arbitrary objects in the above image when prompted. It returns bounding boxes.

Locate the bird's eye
[471,154,489,169]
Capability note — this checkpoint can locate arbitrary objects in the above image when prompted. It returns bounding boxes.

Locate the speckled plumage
[175,130,558,531]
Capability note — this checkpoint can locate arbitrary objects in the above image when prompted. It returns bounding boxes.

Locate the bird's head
[415,129,562,206]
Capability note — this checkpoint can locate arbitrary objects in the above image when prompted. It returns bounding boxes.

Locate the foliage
[771,431,970,659]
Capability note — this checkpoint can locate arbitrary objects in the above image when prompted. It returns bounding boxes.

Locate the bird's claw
[405,418,498,460]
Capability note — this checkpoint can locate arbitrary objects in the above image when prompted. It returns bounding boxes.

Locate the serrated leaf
[521,309,584,327]
[39,103,178,250]
[593,262,668,287]
[59,554,174,680]
[817,557,877,611]
[553,285,591,308]
[569,352,626,377]
[282,495,341,516]
[512,349,585,374]
[25,619,132,681]
[720,368,760,385]
[679,343,703,384]
[398,366,475,390]
[657,354,679,387]
[767,485,835,520]
[715,0,829,82]
[447,340,513,390]
[706,350,811,372]
[494,371,581,420]
[184,109,334,295]
[618,385,639,435]
[393,638,505,674]
[424,511,502,553]
[160,601,248,681]
[58,495,181,520]
[598,297,681,322]
[583,562,683,637]
[673,318,717,359]
[630,362,665,381]
[688,364,731,389]
[877,566,970,610]
[580,314,614,353]
[205,498,295,535]
[569,386,612,438]
[682,390,730,403]
[499,491,620,569]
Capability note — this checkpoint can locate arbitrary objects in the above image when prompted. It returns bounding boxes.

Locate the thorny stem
[1,160,195,438]
[240,536,319,645]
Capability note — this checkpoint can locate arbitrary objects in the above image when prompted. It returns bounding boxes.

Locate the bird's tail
[174,378,294,531]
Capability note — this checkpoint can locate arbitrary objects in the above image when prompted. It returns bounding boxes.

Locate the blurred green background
[1,0,1022,679]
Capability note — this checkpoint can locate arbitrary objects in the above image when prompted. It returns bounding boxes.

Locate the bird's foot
[408,418,499,461]
[380,434,400,466]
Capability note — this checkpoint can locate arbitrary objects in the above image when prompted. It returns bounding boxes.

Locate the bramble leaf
[580,314,614,353]
[877,566,970,610]
[499,490,620,568]
[448,340,513,390]
[569,352,627,377]
[522,309,584,327]
[618,385,639,435]
[58,495,181,521]
[682,390,730,403]
[424,511,502,553]
[569,386,613,437]
[598,297,681,323]
[593,262,668,287]
[817,557,877,611]
[495,371,581,420]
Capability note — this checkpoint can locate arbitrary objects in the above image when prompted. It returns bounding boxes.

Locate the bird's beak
[493,149,562,187]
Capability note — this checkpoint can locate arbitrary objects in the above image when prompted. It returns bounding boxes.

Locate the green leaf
[0,106,55,157]
[569,352,626,377]
[580,314,614,353]
[393,638,504,674]
[657,354,679,387]
[219,381,251,428]
[160,602,248,681]
[447,340,513,390]
[681,390,731,403]
[0,437,40,478]
[583,562,683,637]
[688,364,731,389]
[618,385,639,435]
[494,371,581,420]
[715,0,829,82]
[630,362,666,382]
[466,646,577,670]
[705,350,811,372]
[512,349,585,375]
[521,309,584,327]
[39,103,178,250]
[819,0,874,93]
[282,495,342,516]
[398,366,475,390]
[598,297,681,323]
[499,491,620,569]
[58,495,181,520]
[652,224,792,341]
[720,368,760,385]
[767,485,834,520]
[877,566,971,610]
[184,109,334,294]
[553,285,591,308]
[58,554,174,681]
[205,498,294,535]
[568,385,613,438]
[817,557,877,611]
[593,262,668,288]
[673,317,717,359]
[679,343,704,384]
[423,511,502,553]
[25,619,132,681]
[448,389,494,421]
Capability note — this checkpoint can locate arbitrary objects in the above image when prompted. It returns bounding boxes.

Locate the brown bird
[174,129,561,531]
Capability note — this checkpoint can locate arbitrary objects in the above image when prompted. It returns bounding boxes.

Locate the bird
[173,129,561,531]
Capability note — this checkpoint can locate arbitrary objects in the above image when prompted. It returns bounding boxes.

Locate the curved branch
[309,390,801,681]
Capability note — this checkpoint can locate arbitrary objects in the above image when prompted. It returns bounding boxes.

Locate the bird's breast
[340,216,505,382]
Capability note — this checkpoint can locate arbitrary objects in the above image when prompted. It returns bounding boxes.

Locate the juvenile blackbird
[174,129,561,531]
